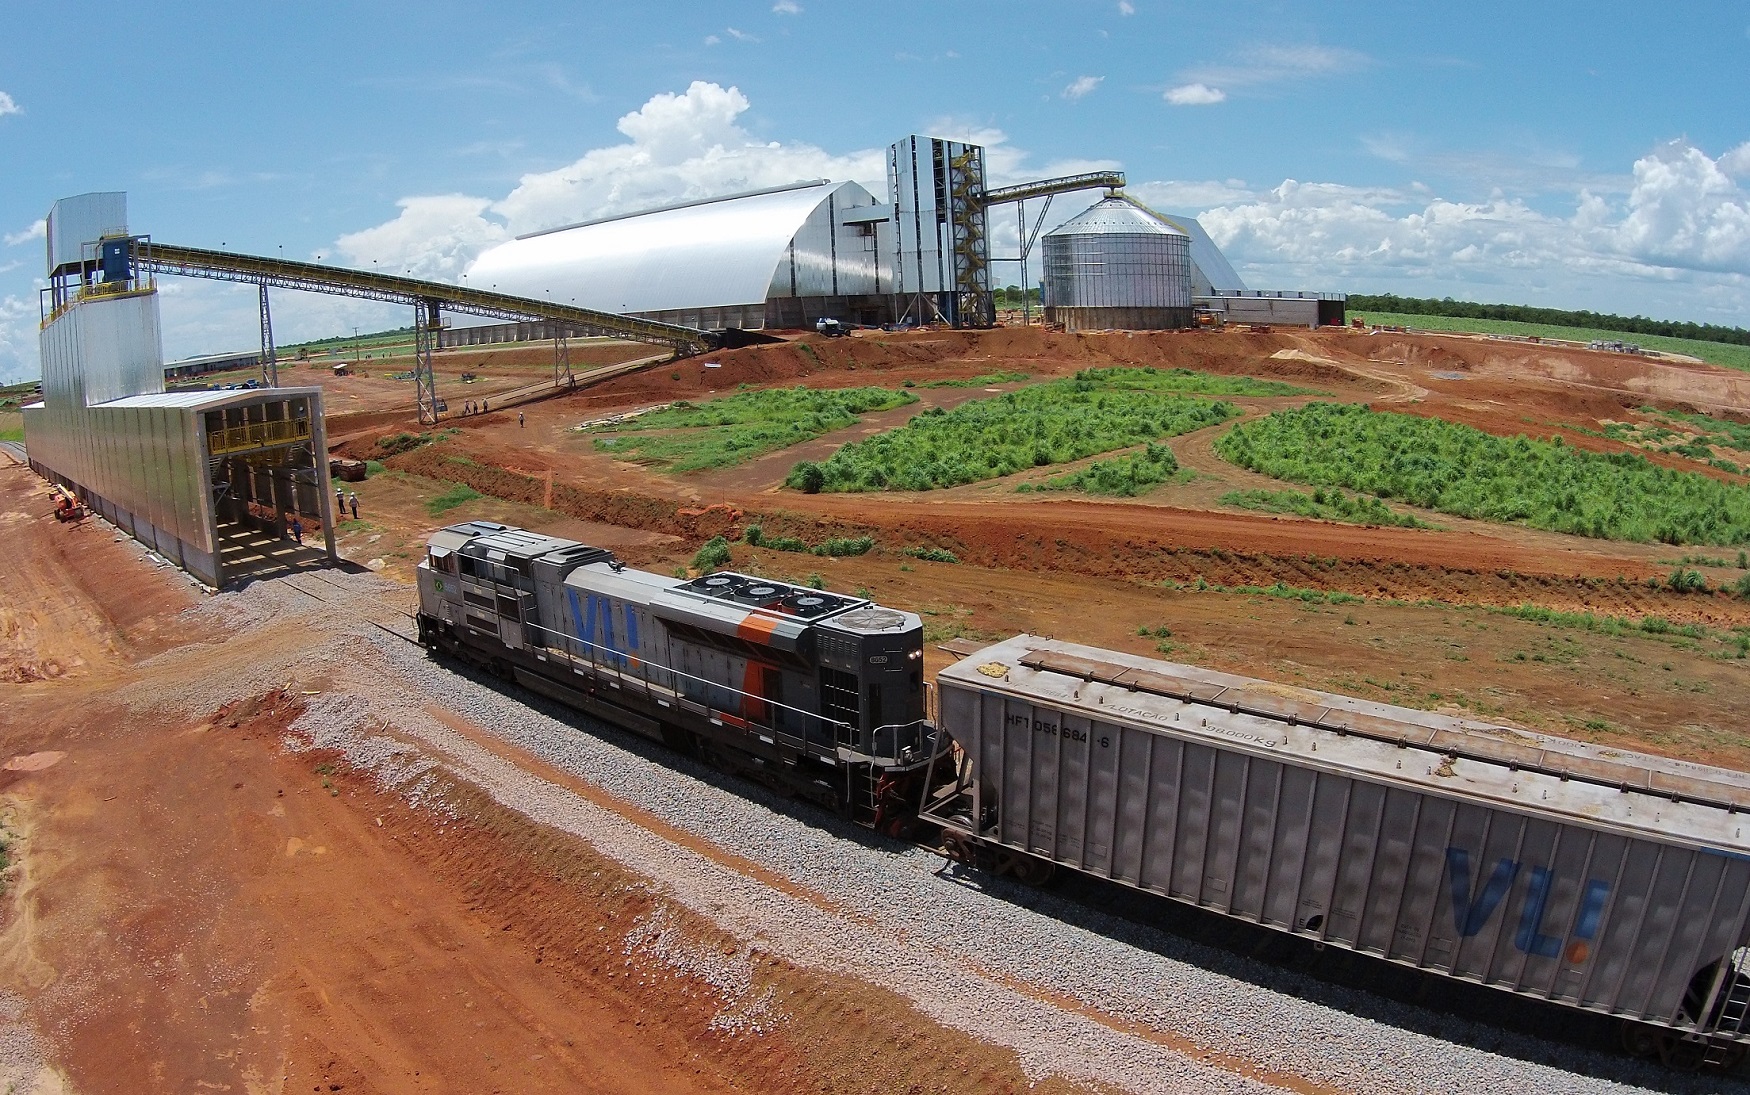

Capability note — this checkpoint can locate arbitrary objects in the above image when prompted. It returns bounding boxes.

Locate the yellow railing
[208,417,311,456]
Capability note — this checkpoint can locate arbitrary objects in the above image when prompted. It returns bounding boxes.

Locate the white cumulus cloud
[1118,1,1135,13]
[773,0,802,12]
[1062,76,1103,101]
[4,219,46,247]
[0,92,20,118]
[334,195,508,280]
[0,294,40,386]
[1165,83,1225,106]
[1130,138,1750,320]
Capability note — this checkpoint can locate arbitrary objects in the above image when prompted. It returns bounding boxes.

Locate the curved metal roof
[1046,196,1188,238]
[1159,212,1247,293]
[466,180,879,315]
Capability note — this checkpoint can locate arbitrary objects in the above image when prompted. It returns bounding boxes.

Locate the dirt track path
[0,463,1151,1095]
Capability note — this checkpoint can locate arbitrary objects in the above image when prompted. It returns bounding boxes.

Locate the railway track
[278,571,422,644]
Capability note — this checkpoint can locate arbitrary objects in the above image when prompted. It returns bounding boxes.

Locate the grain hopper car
[923,635,1750,1068]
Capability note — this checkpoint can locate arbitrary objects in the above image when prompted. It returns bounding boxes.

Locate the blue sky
[2,0,1748,383]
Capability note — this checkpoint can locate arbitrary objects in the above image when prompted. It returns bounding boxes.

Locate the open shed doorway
[204,393,336,584]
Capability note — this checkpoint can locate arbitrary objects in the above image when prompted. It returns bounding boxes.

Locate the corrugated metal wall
[943,680,1750,1034]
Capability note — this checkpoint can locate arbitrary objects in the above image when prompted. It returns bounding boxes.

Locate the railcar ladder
[1705,981,1750,1066]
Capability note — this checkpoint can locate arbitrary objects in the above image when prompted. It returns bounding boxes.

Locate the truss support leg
[258,283,278,388]
[554,324,573,388]
[415,298,441,426]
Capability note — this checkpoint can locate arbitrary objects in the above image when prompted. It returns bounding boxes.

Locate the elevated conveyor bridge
[131,240,717,425]
[975,170,1128,326]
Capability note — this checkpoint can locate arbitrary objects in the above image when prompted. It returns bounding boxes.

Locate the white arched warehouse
[466,180,894,331]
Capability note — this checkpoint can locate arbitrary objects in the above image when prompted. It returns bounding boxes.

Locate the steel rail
[133,242,717,356]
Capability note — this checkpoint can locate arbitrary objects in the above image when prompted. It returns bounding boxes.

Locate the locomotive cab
[814,606,928,760]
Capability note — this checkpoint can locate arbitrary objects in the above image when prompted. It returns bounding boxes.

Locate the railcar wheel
[941,831,975,865]
[1011,854,1057,888]
[1619,1021,1660,1058]
[1656,1032,1707,1071]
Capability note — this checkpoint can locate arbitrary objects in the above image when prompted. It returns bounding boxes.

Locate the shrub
[1018,443,1180,497]
[1667,567,1709,593]
[1215,403,1750,546]
[794,462,826,494]
[1218,487,1430,529]
[589,386,915,471]
[814,536,875,557]
[903,546,960,564]
[375,431,425,456]
[791,369,1247,493]
[691,536,732,572]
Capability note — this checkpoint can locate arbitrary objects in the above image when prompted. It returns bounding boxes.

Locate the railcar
[415,521,935,826]
[415,522,1750,1067]
[922,635,1750,1067]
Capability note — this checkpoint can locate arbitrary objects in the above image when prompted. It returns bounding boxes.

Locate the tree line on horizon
[1348,294,1750,348]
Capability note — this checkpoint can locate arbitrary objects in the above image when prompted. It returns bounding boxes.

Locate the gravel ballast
[118,570,1750,1093]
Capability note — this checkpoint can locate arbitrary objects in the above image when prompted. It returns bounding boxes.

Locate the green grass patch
[917,371,1031,388]
[589,385,915,472]
[1215,403,1750,545]
[1067,366,1314,398]
[742,526,876,557]
[1017,442,1183,497]
[425,483,482,516]
[1353,311,1750,372]
[790,368,1259,492]
[1218,487,1432,528]
[376,429,457,457]
[902,546,960,564]
[1166,577,1367,605]
[0,425,22,444]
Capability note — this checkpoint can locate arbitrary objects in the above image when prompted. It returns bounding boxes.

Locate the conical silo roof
[1045,196,1188,237]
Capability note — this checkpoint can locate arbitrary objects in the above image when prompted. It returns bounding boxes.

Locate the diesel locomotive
[416,520,936,828]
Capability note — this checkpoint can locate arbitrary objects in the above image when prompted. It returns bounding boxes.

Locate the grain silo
[1042,196,1193,330]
